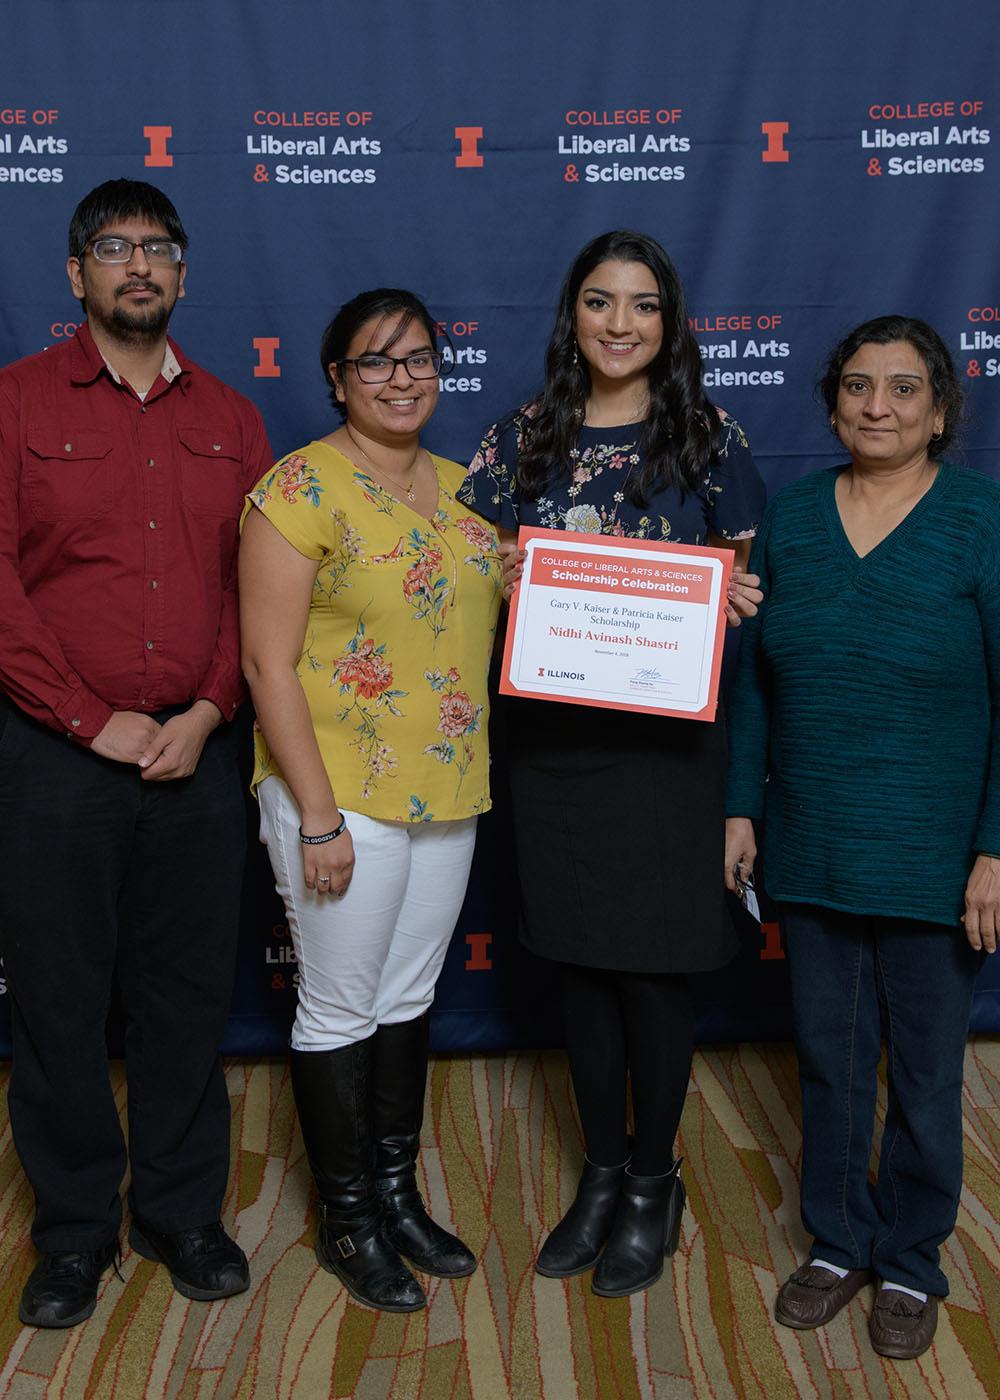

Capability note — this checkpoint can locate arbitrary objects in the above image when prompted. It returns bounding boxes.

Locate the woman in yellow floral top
[239,289,501,1314]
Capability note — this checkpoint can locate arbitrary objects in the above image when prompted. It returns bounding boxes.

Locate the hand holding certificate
[500,527,734,721]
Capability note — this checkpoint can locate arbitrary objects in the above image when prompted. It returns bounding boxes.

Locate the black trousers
[0,701,245,1252]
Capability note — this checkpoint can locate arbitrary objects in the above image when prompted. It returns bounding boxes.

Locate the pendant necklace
[346,426,419,503]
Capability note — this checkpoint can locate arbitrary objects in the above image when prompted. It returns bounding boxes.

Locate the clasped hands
[90,699,221,780]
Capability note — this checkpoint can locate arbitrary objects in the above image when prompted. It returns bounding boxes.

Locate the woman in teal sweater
[726,316,996,1362]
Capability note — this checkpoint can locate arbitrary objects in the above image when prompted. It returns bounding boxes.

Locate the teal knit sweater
[726,464,1000,926]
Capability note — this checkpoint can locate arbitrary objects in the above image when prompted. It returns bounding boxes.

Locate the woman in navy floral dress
[459,231,765,1296]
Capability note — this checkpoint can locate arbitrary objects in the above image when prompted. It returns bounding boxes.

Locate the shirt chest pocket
[25,428,113,521]
[178,427,244,517]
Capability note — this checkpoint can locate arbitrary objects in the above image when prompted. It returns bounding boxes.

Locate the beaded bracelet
[299,815,348,844]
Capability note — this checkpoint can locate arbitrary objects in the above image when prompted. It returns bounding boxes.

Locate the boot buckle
[336,1234,357,1259]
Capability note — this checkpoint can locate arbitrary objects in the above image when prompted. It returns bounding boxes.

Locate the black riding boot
[591,1159,685,1297]
[372,1015,477,1278]
[535,1151,630,1277]
[290,1040,425,1312]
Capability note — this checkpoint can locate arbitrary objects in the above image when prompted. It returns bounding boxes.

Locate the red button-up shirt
[0,322,272,741]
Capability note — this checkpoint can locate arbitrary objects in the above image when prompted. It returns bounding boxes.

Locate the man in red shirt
[0,179,272,1328]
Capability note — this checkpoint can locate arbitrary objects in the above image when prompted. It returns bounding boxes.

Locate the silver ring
[318,876,330,885]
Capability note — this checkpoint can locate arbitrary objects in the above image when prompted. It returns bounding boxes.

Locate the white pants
[258,776,478,1050]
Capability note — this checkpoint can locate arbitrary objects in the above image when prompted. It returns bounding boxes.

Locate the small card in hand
[733,865,760,923]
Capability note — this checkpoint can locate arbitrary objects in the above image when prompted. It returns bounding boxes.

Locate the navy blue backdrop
[1,1,998,1050]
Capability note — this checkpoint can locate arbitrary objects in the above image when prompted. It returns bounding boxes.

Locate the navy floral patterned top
[458,406,765,545]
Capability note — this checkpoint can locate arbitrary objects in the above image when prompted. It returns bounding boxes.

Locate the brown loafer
[869,1288,938,1359]
[775,1263,871,1329]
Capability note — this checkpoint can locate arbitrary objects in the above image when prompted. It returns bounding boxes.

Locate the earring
[572,342,579,368]
[829,414,837,430]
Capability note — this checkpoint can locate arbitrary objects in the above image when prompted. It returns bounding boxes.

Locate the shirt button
[140,405,147,414]
[148,519,157,529]
[64,442,73,453]
[212,442,222,452]
[146,640,155,650]
[147,457,155,467]
[70,717,80,728]
[150,579,158,589]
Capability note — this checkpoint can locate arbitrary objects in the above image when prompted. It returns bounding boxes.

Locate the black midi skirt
[505,696,738,975]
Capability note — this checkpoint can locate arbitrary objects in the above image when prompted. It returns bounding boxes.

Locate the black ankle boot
[591,1160,685,1297]
[535,1153,630,1277]
[290,1041,425,1312]
[372,1015,476,1279]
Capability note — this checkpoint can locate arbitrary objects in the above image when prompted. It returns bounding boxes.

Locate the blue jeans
[781,904,982,1296]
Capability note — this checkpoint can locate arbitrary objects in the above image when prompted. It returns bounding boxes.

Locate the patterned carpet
[0,1041,997,1399]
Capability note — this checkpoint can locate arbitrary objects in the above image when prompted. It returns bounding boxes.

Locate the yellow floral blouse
[244,441,502,822]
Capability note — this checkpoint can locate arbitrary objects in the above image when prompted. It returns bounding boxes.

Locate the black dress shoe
[19,1241,120,1328]
[129,1220,249,1300]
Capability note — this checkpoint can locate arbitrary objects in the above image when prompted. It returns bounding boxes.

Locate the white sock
[810,1257,849,1278]
[880,1280,928,1303]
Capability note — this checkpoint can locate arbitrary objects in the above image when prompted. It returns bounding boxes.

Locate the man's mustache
[116,280,160,296]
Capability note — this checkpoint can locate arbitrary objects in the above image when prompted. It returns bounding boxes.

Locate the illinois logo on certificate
[500,527,734,721]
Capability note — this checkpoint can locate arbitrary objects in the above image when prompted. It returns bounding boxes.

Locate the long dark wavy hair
[517,230,719,503]
[819,314,964,456]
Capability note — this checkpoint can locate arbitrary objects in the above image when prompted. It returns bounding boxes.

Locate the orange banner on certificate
[499,527,734,721]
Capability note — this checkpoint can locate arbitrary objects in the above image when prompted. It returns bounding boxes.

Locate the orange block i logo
[761,121,789,163]
[253,338,281,378]
[454,126,484,168]
[143,125,174,168]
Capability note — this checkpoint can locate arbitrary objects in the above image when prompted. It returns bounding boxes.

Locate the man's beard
[108,297,172,343]
[84,280,175,344]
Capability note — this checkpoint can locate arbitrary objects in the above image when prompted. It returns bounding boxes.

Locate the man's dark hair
[68,178,189,260]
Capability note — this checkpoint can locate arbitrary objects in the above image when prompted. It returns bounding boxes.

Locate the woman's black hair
[320,288,439,420]
[820,314,964,456]
[517,230,719,502]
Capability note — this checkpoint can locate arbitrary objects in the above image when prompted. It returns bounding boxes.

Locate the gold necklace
[345,426,420,503]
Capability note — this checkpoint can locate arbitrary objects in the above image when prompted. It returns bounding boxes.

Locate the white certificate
[499,527,733,721]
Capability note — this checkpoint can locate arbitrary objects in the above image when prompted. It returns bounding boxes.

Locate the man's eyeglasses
[340,352,443,383]
[84,237,184,265]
